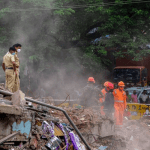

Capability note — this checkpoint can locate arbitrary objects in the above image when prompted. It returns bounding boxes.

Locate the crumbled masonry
[0,84,150,150]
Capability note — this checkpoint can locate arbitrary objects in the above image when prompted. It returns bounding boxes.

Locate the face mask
[17,49,21,52]
[119,87,124,91]
[12,53,15,55]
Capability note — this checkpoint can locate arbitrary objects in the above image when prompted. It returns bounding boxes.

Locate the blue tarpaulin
[12,120,31,138]
[97,146,108,150]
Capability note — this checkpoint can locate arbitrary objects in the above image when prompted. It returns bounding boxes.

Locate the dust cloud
[0,1,110,100]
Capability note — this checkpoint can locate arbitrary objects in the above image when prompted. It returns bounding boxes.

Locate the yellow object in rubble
[35,121,64,136]
[54,125,64,136]
[73,104,79,108]
[59,103,69,107]
[36,120,42,126]
[68,144,74,150]
[73,104,83,109]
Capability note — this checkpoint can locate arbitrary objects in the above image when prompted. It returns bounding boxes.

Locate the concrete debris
[3,96,11,100]
[11,90,26,107]
[51,107,115,137]
[0,99,12,105]
[0,104,22,115]
[115,117,150,150]
[1,89,150,150]
[129,136,133,141]
[0,83,5,90]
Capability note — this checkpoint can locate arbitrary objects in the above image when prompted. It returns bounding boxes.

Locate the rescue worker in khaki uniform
[99,81,111,115]
[2,47,17,92]
[12,43,22,92]
[113,81,126,126]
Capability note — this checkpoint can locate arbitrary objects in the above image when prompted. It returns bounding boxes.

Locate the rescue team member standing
[103,82,114,118]
[100,81,111,115]
[80,77,101,108]
[2,47,17,92]
[113,81,126,126]
[12,43,22,92]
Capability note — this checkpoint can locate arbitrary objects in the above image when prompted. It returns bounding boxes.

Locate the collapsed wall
[0,86,125,150]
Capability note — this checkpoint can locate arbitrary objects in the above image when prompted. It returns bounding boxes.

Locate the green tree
[1,0,150,94]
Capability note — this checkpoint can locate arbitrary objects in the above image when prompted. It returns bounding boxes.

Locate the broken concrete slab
[0,99,12,105]
[11,90,26,107]
[4,96,11,100]
[0,104,22,115]
[100,119,115,137]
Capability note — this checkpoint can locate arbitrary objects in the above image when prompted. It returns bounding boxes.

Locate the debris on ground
[115,117,150,150]
[0,89,150,150]
[0,83,5,90]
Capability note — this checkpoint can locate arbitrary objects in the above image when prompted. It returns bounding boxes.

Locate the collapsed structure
[2,83,150,150]
[0,82,117,150]
[0,90,88,149]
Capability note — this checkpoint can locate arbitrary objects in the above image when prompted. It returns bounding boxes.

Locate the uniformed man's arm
[10,55,17,73]
[2,57,5,71]
[2,63,5,71]
[12,62,16,72]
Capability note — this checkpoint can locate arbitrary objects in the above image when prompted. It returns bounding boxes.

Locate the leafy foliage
[0,0,150,92]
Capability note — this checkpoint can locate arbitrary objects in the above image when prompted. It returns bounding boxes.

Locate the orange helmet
[118,81,125,87]
[88,77,95,83]
[104,81,110,87]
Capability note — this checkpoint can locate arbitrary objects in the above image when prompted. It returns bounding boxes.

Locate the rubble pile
[0,88,127,150]
[51,107,100,128]
[50,105,150,150]
[50,106,127,150]
[24,102,126,150]
[0,83,12,100]
[1,89,150,150]
[0,102,87,149]
[29,112,87,150]
[115,117,150,150]
[0,83,5,90]
[0,83,5,99]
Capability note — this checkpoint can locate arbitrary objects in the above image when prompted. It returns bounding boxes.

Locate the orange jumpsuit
[113,89,126,125]
[100,88,107,115]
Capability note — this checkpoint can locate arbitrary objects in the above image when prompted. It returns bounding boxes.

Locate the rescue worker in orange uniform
[113,81,126,126]
[100,81,111,115]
